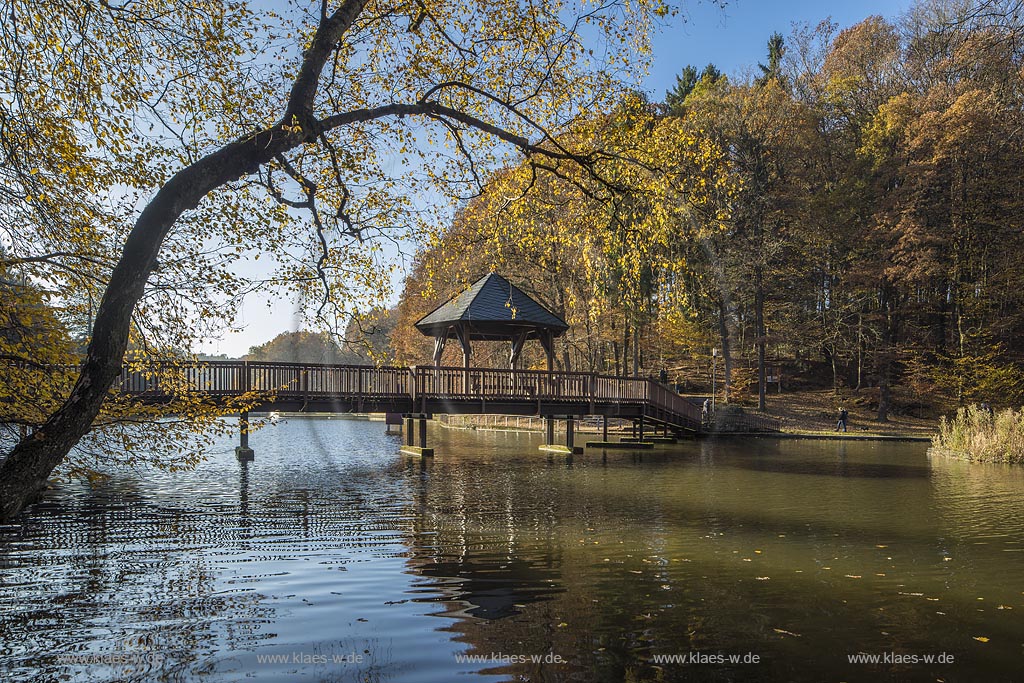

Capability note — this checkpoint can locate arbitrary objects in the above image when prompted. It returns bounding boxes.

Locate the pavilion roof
[414,273,568,340]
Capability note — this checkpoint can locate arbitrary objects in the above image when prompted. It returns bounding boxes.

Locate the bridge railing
[412,366,650,403]
[116,361,412,398]
[112,361,703,425]
[246,362,410,397]
[646,381,703,427]
[116,361,247,395]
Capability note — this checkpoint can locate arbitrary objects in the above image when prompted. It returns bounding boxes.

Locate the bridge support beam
[400,414,433,457]
[235,411,255,461]
[540,415,583,454]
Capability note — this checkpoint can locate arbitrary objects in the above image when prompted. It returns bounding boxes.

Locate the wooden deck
[117,360,706,432]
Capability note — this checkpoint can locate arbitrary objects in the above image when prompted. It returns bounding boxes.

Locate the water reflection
[0,419,1022,682]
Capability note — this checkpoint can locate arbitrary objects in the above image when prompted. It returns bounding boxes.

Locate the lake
[1,418,1022,682]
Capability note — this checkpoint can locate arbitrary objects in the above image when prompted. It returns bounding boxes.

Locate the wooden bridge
[116,360,771,457]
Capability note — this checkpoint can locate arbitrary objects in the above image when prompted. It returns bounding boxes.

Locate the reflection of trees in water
[1,486,272,681]
[401,446,992,682]
[1,456,413,683]
[399,452,749,681]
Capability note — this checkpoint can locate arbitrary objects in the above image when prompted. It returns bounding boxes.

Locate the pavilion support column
[509,330,529,371]
[432,335,447,367]
[418,417,428,450]
[566,416,575,450]
[638,415,645,442]
[236,411,254,461]
[602,415,608,442]
[454,324,471,395]
[406,417,415,446]
[545,417,555,444]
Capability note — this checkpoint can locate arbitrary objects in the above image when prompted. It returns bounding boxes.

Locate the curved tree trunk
[0,130,292,521]
[0,1,370,522]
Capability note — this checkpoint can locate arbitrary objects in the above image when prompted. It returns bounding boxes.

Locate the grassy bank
[757,390,937,437]
[932,405,1024,464]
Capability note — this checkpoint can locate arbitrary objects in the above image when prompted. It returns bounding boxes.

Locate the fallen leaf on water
[742,558,753,562]
[755,550,763,554]
[876,545,888,548]
[755,576,770,581]
[558,622,568,628]
[997,605,1013,610]
[773,628,801,638]
[974,636,990,643]
[845,575,862,579]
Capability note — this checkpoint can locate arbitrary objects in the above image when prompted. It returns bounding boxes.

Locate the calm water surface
[1,418,1022,682]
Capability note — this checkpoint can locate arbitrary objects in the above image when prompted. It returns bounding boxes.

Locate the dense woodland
[391,2,1024,419]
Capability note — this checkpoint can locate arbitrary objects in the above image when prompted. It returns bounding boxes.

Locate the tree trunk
[0,0,374,523]
[755,264,766,410]
[717,299,733,402]
[876,285,897,422]
[632,323,640,377]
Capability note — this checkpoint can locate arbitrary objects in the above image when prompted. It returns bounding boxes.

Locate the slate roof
[415,273,568,340]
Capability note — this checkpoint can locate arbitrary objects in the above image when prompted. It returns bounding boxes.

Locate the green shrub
[932,404,1024,464]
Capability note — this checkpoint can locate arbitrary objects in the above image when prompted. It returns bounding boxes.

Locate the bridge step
[585,441,655,450]
[539,444,584,455]
[620,436,678,443]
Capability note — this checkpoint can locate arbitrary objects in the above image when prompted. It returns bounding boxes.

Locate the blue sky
[643,0,912,96]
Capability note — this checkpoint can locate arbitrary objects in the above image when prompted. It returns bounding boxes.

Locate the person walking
[836,407,848,433]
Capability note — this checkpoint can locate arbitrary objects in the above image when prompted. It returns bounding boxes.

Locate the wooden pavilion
[414,272,568,371]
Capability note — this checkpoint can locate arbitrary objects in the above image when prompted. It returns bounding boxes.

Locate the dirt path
[751,390,938,437]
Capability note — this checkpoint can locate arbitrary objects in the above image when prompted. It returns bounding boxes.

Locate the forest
[390,2,1024,420]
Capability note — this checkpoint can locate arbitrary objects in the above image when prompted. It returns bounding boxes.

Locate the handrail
[33,359,710,427]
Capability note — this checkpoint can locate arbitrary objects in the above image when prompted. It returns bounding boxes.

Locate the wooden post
[638,415,645,441]
[602,415,608,442]
[546,417,555,444]
[566,416,574,449]
[418,417,427,449]
[405,417,415,446]
[236,410,254,461]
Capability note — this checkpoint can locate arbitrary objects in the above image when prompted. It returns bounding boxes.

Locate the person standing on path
[836,407,848,433]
